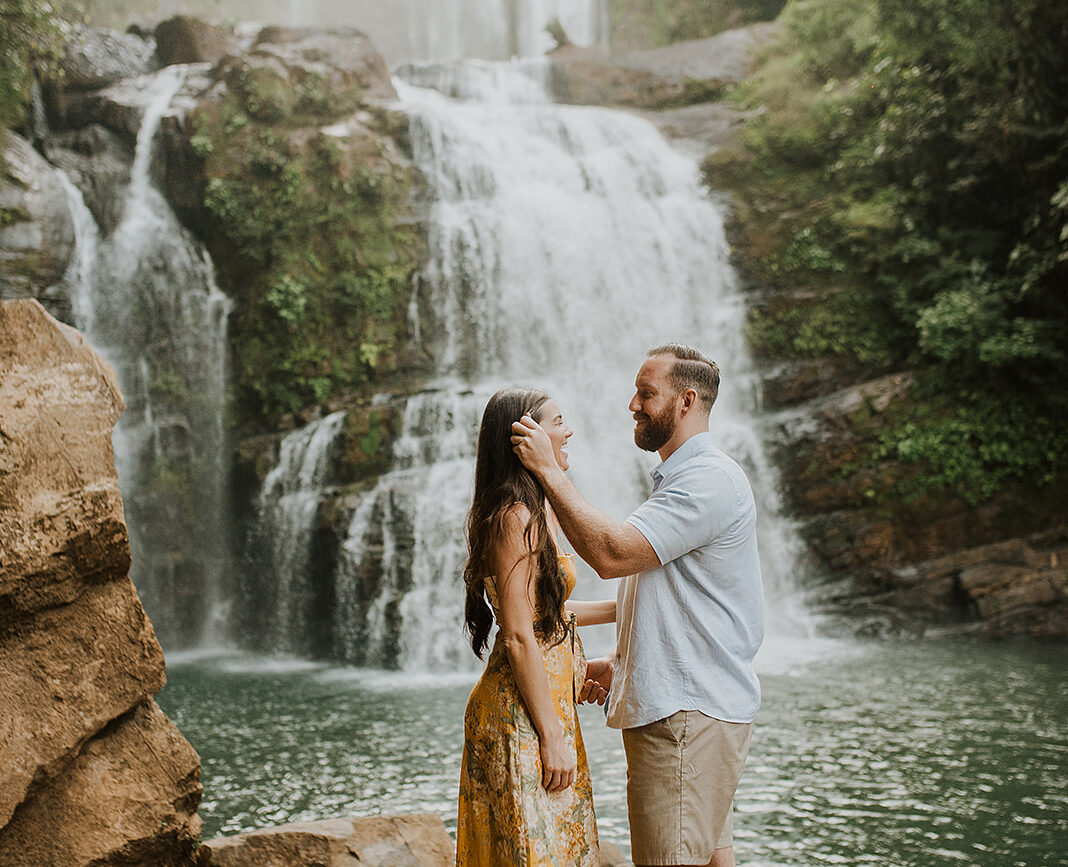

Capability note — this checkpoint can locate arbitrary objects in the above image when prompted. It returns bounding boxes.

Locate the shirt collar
[650,430,713,485]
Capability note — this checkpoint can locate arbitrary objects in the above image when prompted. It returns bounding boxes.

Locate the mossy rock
[178,38,425,435]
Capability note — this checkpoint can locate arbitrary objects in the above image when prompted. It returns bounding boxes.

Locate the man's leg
[708,846,735,867]
[624,711,751,867]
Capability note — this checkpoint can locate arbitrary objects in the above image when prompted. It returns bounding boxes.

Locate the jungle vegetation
[708,0,1068,507]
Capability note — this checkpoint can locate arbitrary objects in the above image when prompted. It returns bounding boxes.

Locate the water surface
[159,639,1066,865]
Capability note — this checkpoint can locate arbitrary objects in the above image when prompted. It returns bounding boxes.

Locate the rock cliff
[0,298,202,865]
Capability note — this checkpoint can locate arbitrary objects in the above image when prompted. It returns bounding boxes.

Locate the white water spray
[325,61,817,670]
[62,65,233,648]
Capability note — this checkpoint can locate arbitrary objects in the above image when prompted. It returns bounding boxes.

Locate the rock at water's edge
[202,814,454,866]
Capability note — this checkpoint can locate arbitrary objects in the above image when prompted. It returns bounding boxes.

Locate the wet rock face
[0,132,75,316]
[59,26,158,90]
[47,123,133,235]
[547,23,778,109]
[771,372,1068,638]
[0,299,202,865]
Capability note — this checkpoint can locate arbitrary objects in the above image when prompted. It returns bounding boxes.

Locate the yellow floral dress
[455,553,599,866]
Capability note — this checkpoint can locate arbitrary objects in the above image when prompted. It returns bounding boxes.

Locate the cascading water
[402,0,607,60]
[61,65,233,648]
[249,412,348,656]
[321,58,815,670]
[333,391,486,669]
[262,0,606,63]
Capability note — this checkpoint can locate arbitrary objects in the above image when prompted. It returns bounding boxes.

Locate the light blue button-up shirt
[606,431,765,728]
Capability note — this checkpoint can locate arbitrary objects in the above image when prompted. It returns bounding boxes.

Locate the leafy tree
[733,0,1068,504]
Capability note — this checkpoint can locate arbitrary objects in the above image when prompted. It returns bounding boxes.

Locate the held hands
[540,725,577,793]
[578,655,614,706]
[510,415,557,478]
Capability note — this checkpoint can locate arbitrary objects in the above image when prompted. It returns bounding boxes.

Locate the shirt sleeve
[625,461,740,565]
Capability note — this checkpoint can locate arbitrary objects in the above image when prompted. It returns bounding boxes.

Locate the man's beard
[633,403,676,452]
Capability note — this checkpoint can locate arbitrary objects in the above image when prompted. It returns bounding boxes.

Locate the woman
[455,388,614,866]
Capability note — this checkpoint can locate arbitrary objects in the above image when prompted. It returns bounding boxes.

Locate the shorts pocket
[658,710,686,746]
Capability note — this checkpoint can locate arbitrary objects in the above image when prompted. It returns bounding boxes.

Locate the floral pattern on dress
[455,554,599,866]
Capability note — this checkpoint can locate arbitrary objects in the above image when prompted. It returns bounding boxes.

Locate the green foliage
[728,0,1068,503]
[193,87,421,428]
[0,0,64,134]
[0,205,31,226]
[876,384,1067,506]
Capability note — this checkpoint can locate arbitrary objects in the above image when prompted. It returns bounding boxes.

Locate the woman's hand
[540,728,577,792]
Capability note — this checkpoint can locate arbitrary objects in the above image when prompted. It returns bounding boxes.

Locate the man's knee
[709,845,736,867]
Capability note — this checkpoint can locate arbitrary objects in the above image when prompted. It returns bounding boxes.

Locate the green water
[158,639,1066,865]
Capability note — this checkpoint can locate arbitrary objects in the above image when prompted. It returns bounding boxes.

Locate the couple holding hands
[455,344,765,867]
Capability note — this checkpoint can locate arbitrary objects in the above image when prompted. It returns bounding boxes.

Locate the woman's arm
[493,506,576,793]
[565,598,616,626]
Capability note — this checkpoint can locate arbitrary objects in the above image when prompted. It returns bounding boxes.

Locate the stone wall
[0,298,202,865]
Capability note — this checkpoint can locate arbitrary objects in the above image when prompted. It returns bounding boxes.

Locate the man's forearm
[537,464,631,577]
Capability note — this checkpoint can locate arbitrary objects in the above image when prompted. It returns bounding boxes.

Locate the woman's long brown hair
[463,387,567,658]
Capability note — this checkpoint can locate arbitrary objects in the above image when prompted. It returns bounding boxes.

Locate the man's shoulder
[674,436,745,478]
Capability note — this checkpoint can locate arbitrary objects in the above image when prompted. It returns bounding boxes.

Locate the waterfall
[402,0,607,60]
[64,66,234,649]
[260,0,607,63]
[333,391,485,669]
[248,412,347,656]
[320,60,815,670]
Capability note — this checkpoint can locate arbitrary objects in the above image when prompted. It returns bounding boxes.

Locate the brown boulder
[156,15,234,66]
[0,298,202,863]
[0,579,165,827]
[0,701,201,867]
[0,299,127,619]
[202,814,454,866]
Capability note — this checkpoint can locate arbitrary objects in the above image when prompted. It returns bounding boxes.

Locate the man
[511,344,765,867]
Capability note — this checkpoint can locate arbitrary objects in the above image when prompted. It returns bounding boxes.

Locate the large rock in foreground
[201,815,632,866]
[0,298,202,864]
[202,814,454,866]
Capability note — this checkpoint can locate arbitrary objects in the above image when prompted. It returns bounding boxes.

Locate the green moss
[190,83,423,431]
[0,206,31,227]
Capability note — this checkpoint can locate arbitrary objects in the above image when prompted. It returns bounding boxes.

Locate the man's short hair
[648,343,720,408]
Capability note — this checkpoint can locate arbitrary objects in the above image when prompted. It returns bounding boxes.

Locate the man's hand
[578,655,614,705]
[510,414,558,479]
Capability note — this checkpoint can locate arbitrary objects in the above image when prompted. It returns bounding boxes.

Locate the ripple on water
[159,640,1068,864]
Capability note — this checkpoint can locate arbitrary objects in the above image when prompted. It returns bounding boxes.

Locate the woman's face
[535,399,573,471]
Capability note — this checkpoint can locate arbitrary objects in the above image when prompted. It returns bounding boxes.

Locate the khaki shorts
[622,710,752,866]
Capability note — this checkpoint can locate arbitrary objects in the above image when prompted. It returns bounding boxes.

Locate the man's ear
[680,388,698,413]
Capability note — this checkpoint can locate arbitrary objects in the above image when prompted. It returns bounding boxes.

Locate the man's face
[629,356,680,453]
